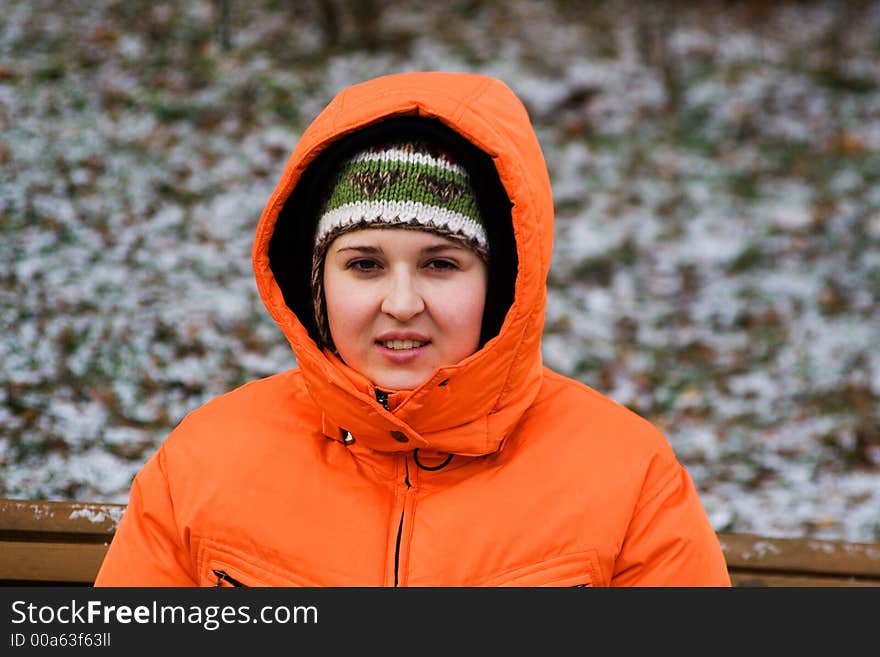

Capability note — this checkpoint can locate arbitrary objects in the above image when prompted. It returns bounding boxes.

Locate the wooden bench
[719,532,880,586]
[0,498,125,585]
[2,498,879,586]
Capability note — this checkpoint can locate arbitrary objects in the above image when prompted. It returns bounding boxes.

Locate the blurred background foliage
[1,0,879,540]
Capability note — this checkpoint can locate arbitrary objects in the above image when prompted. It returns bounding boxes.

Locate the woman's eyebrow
[422,243,467,254]
[335,245,383,254]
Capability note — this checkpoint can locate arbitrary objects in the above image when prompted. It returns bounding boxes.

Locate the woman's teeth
[381,340,428,350]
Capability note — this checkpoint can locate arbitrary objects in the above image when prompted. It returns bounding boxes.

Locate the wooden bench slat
[0,499,125,537]
[0,540,110,584]
[718,532,880,579]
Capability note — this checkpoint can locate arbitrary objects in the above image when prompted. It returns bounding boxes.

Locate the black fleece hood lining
[268,116,518,350]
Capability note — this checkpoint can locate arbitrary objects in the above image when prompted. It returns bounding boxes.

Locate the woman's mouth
[379,339,430,350]
[375,339,431,363]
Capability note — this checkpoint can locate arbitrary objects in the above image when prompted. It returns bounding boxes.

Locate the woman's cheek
[327,279,375,334]
[436,284,485,336]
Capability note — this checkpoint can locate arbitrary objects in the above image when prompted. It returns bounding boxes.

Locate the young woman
[95,72,730,586]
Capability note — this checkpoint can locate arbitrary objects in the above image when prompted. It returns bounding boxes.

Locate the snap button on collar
[390,430,409,443]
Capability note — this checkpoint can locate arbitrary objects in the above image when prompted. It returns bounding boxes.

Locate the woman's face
[323,228,488,391]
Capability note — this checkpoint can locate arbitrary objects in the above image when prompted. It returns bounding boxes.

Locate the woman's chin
[368,368,429,393]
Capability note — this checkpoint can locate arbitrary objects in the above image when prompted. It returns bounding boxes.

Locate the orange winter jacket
[95,71,730,587]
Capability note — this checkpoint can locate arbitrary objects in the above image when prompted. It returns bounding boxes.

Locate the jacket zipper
[213,569,247,587]
[376,389,412,587]
[394,457,411,586]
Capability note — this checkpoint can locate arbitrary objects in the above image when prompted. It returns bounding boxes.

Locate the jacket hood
[252,71,554,456]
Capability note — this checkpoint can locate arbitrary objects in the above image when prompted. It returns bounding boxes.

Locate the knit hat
[311,139,489,351]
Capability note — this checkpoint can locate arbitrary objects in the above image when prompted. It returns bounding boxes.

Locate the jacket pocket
[196,537,313,587]
[483,549,601,587]
[209,562,264,587]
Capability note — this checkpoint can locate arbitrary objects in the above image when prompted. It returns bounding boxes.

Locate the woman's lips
[375,341,431,363]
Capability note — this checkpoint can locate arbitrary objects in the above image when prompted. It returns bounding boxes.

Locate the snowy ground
[2,0,879,542]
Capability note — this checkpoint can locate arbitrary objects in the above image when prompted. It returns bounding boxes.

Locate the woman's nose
[380,271,425,320]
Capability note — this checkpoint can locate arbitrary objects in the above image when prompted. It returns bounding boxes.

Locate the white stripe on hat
[347,148,468,176]
[316,200,488,247]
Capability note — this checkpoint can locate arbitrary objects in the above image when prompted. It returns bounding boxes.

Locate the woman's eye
[425,259,458,271]
[348,259,380,272]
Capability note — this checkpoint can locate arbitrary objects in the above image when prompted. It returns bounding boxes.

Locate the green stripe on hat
[315,140,487,252]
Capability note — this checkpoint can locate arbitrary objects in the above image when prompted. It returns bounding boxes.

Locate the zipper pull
[213,569,246,587]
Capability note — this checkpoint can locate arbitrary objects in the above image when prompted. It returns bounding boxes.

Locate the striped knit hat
[311,139,488,350]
